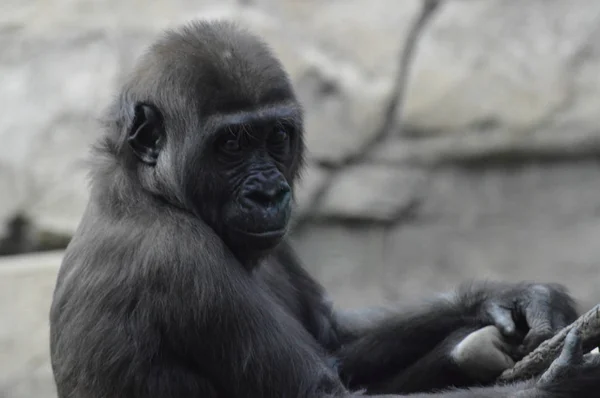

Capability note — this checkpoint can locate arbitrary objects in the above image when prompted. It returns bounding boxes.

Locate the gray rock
[418,161,600,227]
[0,252,63,398]
[293,161,330,218]
[369,125,600,166]
[1,0,235,33]
[0,30,119,235]
[400,0,600,135]
[291,223,390,309]
[554,22,600,127]
[314,164,427,221]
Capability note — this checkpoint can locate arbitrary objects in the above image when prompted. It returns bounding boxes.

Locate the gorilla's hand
[450,326,516,383]
[465,282,578,357]
[535,328,600,395]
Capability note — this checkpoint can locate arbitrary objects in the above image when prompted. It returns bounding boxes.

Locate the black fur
[49,20,600,398]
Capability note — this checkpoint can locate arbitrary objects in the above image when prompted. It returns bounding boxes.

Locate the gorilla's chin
[228,226,287,254]
[223,200,291,238]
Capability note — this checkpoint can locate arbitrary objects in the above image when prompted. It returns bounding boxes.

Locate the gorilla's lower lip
[234,228,286,238]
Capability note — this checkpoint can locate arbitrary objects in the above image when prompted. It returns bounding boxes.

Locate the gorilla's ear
[128,103,164,165]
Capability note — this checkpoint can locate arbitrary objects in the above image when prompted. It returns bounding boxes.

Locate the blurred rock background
[2,0,600,397]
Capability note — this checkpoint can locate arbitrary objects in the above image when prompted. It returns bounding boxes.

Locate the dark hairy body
[50,20,600,398]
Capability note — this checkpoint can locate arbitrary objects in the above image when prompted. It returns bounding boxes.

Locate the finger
[552,312,566,332]
[547,283,579,326]
[559,328,583,365]
[489,330,517,369]
[492,331,522,361]
[453,326,515,380]
[522,300,554,352]
[551,309,573,332]
[488,303,516,337]
[522,314,553,354]
[488,325,518,356]
[491,327,511,351]
[524,294,553,332]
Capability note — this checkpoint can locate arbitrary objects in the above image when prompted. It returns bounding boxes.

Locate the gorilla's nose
[243,182,291,208]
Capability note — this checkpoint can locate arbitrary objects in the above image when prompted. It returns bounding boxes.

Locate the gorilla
[49,20,600,398]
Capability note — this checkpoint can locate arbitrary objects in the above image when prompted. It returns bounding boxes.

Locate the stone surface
[380,161,600,311]
[1,0,236,33]
[555,22,600,127]
[292,224,390,309]
[0,30,119,235]
[369,125,600,167]
[293,161,330,219]
[401,0,600,135]
[314,164,427,221]
[0,252,63,398]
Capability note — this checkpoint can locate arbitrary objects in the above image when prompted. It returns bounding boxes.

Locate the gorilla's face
[215,121,296,254]
[168,105,304,261]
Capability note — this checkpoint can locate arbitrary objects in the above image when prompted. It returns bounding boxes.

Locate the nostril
[244,189,272,206]
[244,184,291,206]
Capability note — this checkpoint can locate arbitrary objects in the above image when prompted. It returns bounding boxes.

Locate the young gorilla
[49,21,600,398]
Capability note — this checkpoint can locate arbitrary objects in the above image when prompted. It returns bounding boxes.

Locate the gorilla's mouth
[223,199,291,251]
[232,227,287,240]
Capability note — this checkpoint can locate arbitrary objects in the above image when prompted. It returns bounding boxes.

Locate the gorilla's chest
[256,261,306,323]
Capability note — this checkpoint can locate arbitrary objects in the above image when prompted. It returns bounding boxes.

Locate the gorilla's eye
[217,134,240,154]
[223,138,240,152]
[269,130,288,144]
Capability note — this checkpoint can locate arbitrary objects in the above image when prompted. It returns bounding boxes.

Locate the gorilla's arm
[380,382,536,398]
[370,383,534,398]
[365,326,516,394]
[273,242,482,364]
[334,298,483,390]
[329,281,577,393]
[271,243,579,393]
[271,243,491,392]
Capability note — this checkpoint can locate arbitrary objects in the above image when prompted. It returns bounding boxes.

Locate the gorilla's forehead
[132,20,294,118]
